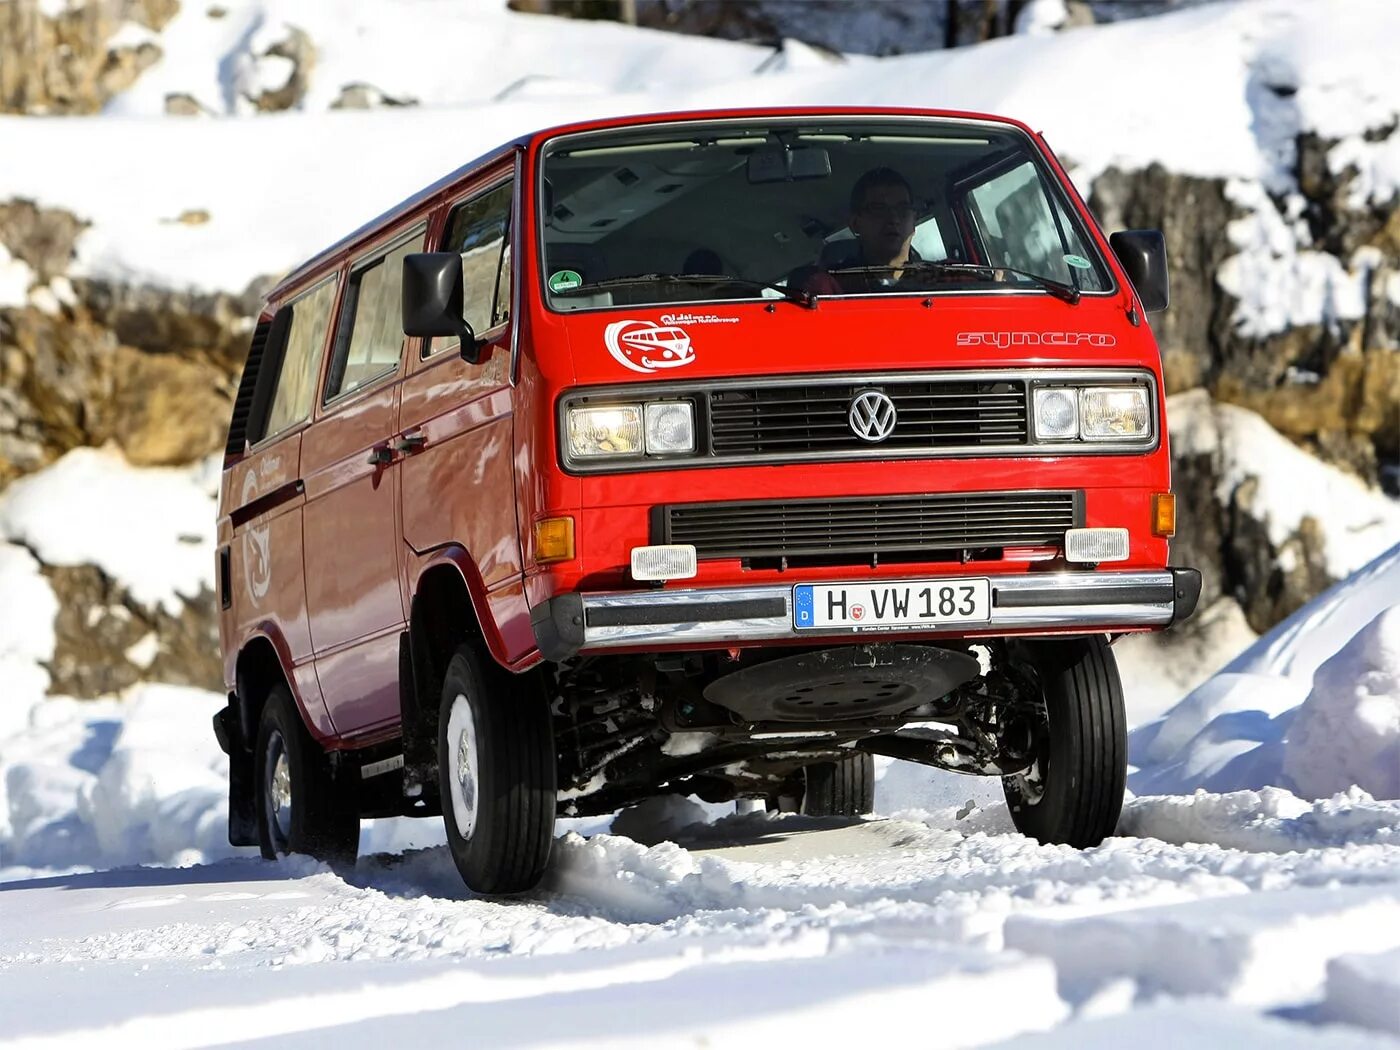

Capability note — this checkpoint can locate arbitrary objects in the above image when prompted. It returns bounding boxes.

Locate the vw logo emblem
[848,390,897,442]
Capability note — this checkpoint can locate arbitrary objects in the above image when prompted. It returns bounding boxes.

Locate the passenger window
[966,161,1104,289]
[264,275,337,439]
[431,180,512,355]
[325,231,424,402]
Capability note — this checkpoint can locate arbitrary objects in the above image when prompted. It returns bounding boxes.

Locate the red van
[213,107,1198,893]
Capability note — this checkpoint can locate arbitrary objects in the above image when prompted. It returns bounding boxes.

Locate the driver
[801,167,921,295]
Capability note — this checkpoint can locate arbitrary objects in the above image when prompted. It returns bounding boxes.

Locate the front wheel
[438,643,556,894]
[253,683,359,864]
[1002,636,1126,848]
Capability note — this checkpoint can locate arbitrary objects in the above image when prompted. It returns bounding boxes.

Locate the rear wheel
[1002,636,1125,848]
[254,683,359,864]
[438,643,556,894]
[767,753,875,816]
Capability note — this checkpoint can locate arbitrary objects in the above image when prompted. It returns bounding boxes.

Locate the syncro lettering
[956,332,1117,348]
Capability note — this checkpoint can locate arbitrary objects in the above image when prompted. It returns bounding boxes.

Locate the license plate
[793,578,991,631]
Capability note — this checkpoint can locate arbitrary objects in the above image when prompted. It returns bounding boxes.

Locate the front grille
[707,378,1028,456]
[661,490,1079,566]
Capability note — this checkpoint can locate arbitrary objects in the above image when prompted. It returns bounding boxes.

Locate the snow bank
[0,447,219,615]
[1282,608,1400,800]
[1119,787,1400,852]
[1323,948,1400,1037]
[1132,543,1400,797]
[1004,883,1400,1006]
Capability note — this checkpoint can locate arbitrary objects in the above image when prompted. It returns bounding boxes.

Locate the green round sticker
[549,269,583,292]
[1063,254,1092,270]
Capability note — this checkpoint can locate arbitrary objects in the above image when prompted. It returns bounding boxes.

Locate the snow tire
[1002,635,1126,848]
[254,682,359,864]
[799,753,875,817]
[438,643,556,895]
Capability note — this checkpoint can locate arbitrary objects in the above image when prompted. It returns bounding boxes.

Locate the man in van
[801,166,921,295]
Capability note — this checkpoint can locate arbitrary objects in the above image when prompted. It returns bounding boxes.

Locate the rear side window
[325,230,425,402]
[431,180,512,355]
[264,275,338,439]
[965,161,1108,290]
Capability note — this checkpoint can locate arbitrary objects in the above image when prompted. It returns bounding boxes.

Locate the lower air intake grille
[661,490,1079,565]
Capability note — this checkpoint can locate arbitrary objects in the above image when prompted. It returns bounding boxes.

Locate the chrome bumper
[531,568,1201,661]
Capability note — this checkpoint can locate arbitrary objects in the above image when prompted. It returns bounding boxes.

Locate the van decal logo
[240,470,273,605]
[604,320,697,373]
[956,332,1117,349]
[659,312,738,326]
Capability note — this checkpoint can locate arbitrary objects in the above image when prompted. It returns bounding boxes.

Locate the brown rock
[42,562,220,697]
[109,344,234,465]
[0,200,87,283]
[0,0,172,115]
[248,24,315,112]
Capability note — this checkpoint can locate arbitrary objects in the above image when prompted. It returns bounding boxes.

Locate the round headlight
[1033,388,1079,440]
[644,401,695,454]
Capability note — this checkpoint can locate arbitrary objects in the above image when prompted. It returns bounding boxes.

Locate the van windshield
[540,119,1112,312]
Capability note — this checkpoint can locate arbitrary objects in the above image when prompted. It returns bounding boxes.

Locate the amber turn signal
[1152,492,1177,537]
[534,516,575,563]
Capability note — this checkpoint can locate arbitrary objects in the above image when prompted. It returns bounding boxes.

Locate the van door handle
[394,430,427,453]
[367,445,393,466]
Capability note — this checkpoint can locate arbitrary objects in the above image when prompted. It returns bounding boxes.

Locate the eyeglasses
[857,203,916,220]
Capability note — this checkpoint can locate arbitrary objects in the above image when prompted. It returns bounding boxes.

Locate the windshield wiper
[552,272,816,309]
[827,261,1082,305]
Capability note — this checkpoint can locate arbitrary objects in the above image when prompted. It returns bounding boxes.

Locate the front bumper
[532,567,1201,661]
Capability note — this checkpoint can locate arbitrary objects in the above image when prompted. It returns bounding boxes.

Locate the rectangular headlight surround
[1079,386,1151,441]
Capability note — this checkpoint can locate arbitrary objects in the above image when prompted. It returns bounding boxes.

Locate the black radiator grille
[707,378,1028,456]
[662,490,1079,564]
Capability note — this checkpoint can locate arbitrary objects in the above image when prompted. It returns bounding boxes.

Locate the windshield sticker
[1063,254,1093,270]
[659,312,739,326]
[605,320,697,373]
[957,332,1117,349]
[548,269,583,293]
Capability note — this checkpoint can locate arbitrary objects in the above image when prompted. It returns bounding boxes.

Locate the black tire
[254,683,359,864]
[1002,636,1125,848]
[799,753,875,817]
[438,643,556,895]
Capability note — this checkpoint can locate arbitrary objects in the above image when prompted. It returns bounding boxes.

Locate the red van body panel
[219,106,1191,752]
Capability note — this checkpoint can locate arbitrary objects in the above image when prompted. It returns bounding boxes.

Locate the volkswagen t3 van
[213,107,1199,893]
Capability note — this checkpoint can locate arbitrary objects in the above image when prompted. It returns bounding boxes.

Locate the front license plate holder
[793,577,991,631]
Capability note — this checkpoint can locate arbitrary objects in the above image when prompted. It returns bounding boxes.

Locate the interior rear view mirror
[402,252,480,363]
[1109,229,1169,314]
[747,146,832,184]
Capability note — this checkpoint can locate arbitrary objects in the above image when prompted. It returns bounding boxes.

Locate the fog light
[1065,527,1129,563]
[534,516,575,563]
[1152,492,1176,537]
[631,544,697,581]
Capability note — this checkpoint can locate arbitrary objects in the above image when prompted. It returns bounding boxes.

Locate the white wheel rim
[264,731,293,848]
[446,692,480,839]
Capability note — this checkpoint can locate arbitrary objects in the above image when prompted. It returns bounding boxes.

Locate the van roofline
[266,106,1034,305]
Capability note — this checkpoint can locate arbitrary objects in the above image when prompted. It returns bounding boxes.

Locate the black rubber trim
[586,597,787,628]
[531,593,586,662]
[231,479,305,528]
[1169,567,1202,625]
[993,583,1173,608]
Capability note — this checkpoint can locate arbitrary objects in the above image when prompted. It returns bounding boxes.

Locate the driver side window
[430,180,512,356]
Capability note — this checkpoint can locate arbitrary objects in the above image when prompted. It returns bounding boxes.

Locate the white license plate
[793,578,991,631]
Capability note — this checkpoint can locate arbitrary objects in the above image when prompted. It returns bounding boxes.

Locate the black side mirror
[1109,230,1169,314]
[402,252,479,363]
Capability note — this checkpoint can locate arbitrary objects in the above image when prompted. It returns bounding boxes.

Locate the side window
[965,161,1108,289]
[264,275,338,439]
[431,180,512,355]
[325,230,424,402]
